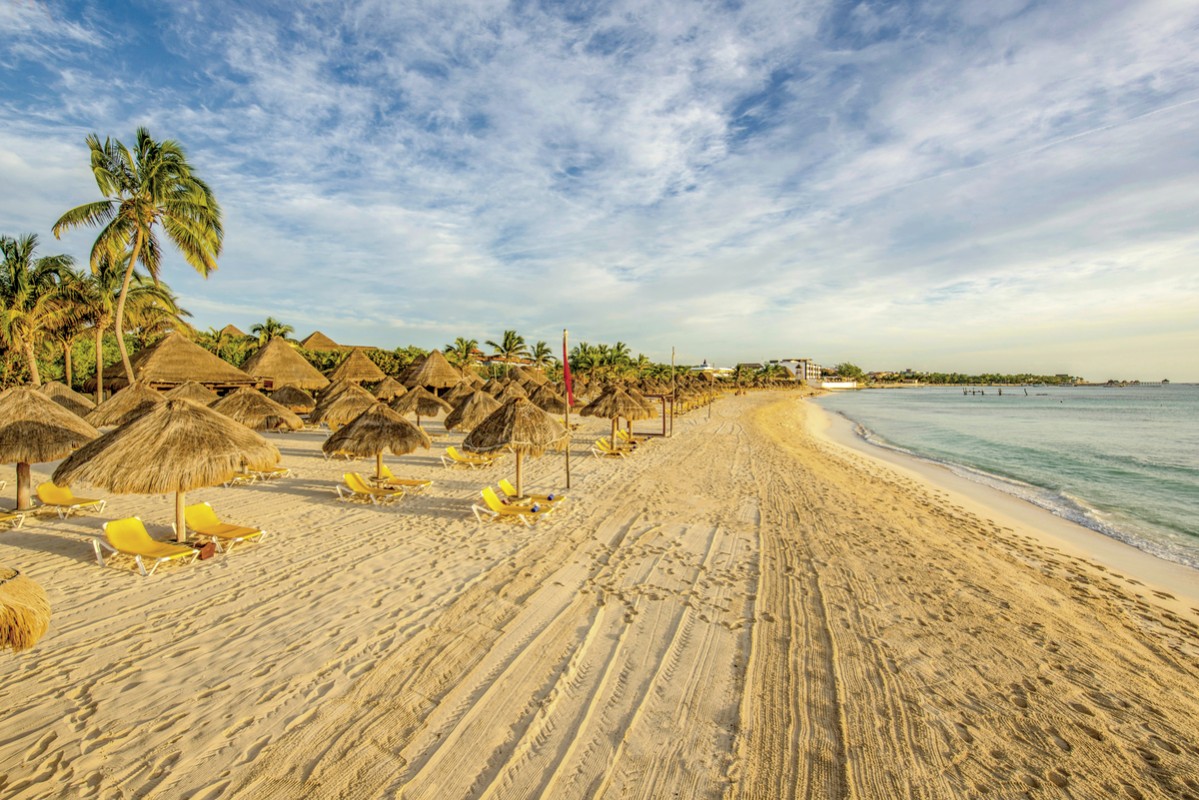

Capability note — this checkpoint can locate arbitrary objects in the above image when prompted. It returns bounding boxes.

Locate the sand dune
[1,393,1196,799]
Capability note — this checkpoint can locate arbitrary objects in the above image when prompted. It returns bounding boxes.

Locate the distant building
[777,358,821,384]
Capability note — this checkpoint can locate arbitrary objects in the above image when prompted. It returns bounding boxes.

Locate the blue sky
[2,0,1197,380]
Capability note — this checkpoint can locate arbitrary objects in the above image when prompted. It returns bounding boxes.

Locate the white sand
[2,392,1197,799]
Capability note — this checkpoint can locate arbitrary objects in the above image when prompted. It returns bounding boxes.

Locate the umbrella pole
[611,418,618,449]
[16,462,31,511]
[175,491,187,543]
[515,452,523,498]
[376,452,384,481]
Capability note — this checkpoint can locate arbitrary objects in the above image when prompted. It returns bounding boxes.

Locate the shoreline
[806,398,1199,612]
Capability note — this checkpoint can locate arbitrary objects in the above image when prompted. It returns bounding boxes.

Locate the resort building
[777,358,822,384]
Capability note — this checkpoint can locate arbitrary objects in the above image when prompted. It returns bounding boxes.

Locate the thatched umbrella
[309,387,378,428]
[165,380,219,405]
[510,365,548,386]
[86,381,164,427]
[40,381,96,417]
[463,397,567,497]
[580,385,655,447]
[390,386,452,429]
[482,378,506,396]
[404,349,462,393]
[0,387,100,510]
[372,376,407,401]
[0,566,51,653]
[444,390,502,433]
[270,384,316,414]
[328,348,385,384]
[441,380,476,407]
[242,337,329,391]
[54,399,280,542]
[322,404,431,479]
[495,381,529,403]
[529,383,567,414]
[210,387,304,431]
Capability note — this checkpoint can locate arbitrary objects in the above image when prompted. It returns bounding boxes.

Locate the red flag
[562,331,574,408]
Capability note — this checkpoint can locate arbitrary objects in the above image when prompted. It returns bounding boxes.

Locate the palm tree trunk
[94,326,105,404]
[23,342,41,387]
[114,230,145,385]
[64,342,73,387]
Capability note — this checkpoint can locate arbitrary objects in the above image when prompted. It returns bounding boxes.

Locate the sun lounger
[471,486,555,527]
[376,465,432,494]
[223,471,258,487]
[336,472,404,505]
[441,446,500,469]
[95,517,199,576]
[615,429,641,447]
[590,438,629,459]
[253,465,292,480]
[35,481,107,518]
[497,478,562,506]
[0,510,25,529]
[183,502,267,553]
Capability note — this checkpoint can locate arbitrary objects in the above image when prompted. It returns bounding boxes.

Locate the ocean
[814,384,1199,570]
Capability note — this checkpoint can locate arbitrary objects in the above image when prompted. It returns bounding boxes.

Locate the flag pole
[563,328,572,489]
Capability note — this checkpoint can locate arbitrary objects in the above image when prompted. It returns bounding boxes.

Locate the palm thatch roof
[529,383,567,414]
[210,387,304,431]
[269,384,316,414]
[444,390,502,432]
[580,386,656,422]
[322,404,431,460]
[390,386,452,418]
[122,331,259,389]
[55,398,279,494]
[372,376,407,401]
[242,337,330,391]
[0,566,51,653]
[463,397,567,457]
[509,365,548,386]
[441,380,476,407]
[0,386,100,465]
[299,330,343,351]
[219,324,248,338]
[39,380,96,417]
[404,349,462,390]
[309,388,379,427]
[164,380,219,405]
[85,381,165,427]
[328,348,386,384]
[494,381,529,403]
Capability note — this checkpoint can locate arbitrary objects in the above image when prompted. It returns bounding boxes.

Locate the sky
[2,0,1197,381]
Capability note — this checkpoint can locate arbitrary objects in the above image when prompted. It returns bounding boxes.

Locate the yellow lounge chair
[95,517,199,576]
[223,470,258,487]
[36,481,107,519]
[471,486,555,527]
[183,502,267,553]
[252,465,292,480]
[336,472,404,505]
[497,479,562,506]
[376,465,433,494]
[590,438,629,459]
[441,446,500,469]
[615,429,642,447]
[0,510,25,529]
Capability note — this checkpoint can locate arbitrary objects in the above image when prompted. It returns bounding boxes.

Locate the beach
[2,391,1197,798]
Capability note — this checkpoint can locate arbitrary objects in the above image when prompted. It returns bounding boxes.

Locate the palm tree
[46,267,92,387]
[0,234,80,387]
[485,329,529,376]
[250,316,294,345]
[124,282,191,350]
[53,127,222,385]
[75,250,182,402]
[444,337,479,370]
[530,340,556,369]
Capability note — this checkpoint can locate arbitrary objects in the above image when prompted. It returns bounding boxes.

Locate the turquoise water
[815,384,1199,569]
